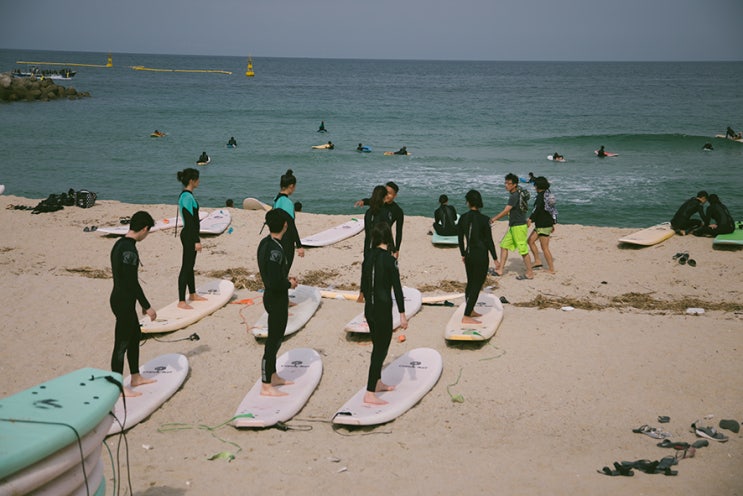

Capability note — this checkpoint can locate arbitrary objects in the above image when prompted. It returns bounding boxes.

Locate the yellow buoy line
[130,66,232,75]
[17,54,113,68]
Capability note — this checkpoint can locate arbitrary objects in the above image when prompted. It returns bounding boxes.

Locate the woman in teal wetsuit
[272,169,304,270]
[176,168,207,309]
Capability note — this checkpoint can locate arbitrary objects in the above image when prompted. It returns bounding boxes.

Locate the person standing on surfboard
[110,211,157,397]
[458,190,497,325]
[358,221,408,405]
[272,169,304,271]
[257,209,298,396]
[176,168,207,309]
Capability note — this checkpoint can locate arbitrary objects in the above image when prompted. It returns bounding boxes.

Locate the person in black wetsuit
[393,146,408,155]
[110,211,156,397]
[257,209,298,396]
[197,151,209,163]
[176,168,206,309]
[358,221,407,405]
[670,190,708,235]
[355,181,404,258]
[433,194,458,236]
[458,190,497,325]
[597,146,606,158]
[227,137,238,147]
[695,194,735,237]
[362,185,391,259]
[318,120,327,132]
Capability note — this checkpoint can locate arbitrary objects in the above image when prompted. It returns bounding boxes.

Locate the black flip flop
[687,259,696,267]
[678,254,689,265]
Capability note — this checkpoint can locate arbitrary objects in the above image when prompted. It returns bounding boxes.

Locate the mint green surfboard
[0,367,121,480]
[713,221,743,246]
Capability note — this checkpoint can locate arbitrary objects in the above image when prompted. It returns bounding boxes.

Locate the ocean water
[1,49,742,228]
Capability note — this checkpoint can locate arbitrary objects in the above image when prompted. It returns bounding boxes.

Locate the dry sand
[1,195,741,495]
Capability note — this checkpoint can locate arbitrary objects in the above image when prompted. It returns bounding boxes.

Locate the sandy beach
[1,194,741,496]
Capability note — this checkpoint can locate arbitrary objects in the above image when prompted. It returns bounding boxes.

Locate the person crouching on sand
[458,190,497,325]
[358,222,408,405]
[110,211,157,397]
[258,209,298,396]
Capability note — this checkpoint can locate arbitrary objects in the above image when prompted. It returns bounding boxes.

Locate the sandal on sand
[672,252,687,260]
[532,264,543,269]
[633,424,672,439]
[656,439,689,450]
[515,275,533,281]
[678,254,689,265]
[687,259,696,267]
[719,419,740,433]
[692,421,729,442]
[657,415,671,423]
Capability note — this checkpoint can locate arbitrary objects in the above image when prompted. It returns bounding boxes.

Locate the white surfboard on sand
[251,285,322,338]
[107,353,189,435]
[618,222,674,246]
[344,287,422,333]
[445,292,504,341]
[332,347,442,426]
[199,208,231,234]
[320,289,359,301]
[97,211,209,236]
[431,232,458,245]
[233,348,323,428]
[140,279,235,334]
[422,293,465,304]
[242,197,272,211]
[300,218,364,247]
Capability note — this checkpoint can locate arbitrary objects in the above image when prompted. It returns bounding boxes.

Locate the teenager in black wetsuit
[670,190,708,235]
[257,209,298,396]
[695,194,734,237]
[362,185,391,259]
[458,190,497,325]
[356,181,404,257]
[176,168,206,309]
[433,194,458,236]
[359,221,407,405]
[110,211,156,397]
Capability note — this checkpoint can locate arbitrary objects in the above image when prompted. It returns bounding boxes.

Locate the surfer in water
[109,210,157,397]
[358,221,408,405]
[176,168,207,309]
[197,151,209,164]
[394,146,409,155]
[318,120,327,132]
[596,146,606,158]
[458,190,497,325]
[257,209,298,396]
[227,136,238,147]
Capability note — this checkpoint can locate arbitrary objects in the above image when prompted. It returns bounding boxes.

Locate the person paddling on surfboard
[358,221,408,405]
[596,145,606,158]
[258,209,298,396]
[110,211,157,397]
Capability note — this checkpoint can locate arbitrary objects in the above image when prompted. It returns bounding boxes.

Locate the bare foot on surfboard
[260,384,289,397]
[190,294,208,302]
[363,391,388,405]
[130,373,157,388]
[123,387,142,398]
[462,316,482,325]
[177,301,194,310]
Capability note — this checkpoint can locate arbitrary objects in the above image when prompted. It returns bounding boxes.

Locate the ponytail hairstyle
[177,168,200,187]
[369,185,388,213]
[280,169,296,189]
[370,221,394,249]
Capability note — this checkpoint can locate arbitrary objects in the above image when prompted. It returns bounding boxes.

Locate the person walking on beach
[433,194,458,236]
[670,190,707,236]
[358,221,408,405]
[176,168,207,309]
[272,169,304,270]
[110,211,157,397]
[258,209,299,397]
[458,190,497,325]
[527,176,558,274]
[355,181,404,258]
[491,173,534,280]
[695,193,734,237]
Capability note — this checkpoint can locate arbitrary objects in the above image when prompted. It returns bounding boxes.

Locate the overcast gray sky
[1,0,742,61]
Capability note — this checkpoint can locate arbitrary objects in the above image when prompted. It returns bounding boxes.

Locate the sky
[1,0,742,61]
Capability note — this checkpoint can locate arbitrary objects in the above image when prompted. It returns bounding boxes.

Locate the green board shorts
[500,224,529,255]
[535,226,554,237]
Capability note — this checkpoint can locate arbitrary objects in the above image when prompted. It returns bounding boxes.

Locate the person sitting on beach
[318,120,327,132]
[694,194,734,237]
[597,146,606,158]
[227,137,238,147]
[109,210,157,397]
[198,151,209,163]
[394,146,409,155]
[433,194,458,236]
[670,190,708,236]
[225,199,234,208]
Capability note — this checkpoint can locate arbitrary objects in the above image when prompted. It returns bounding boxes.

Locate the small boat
[12,67,76,80]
